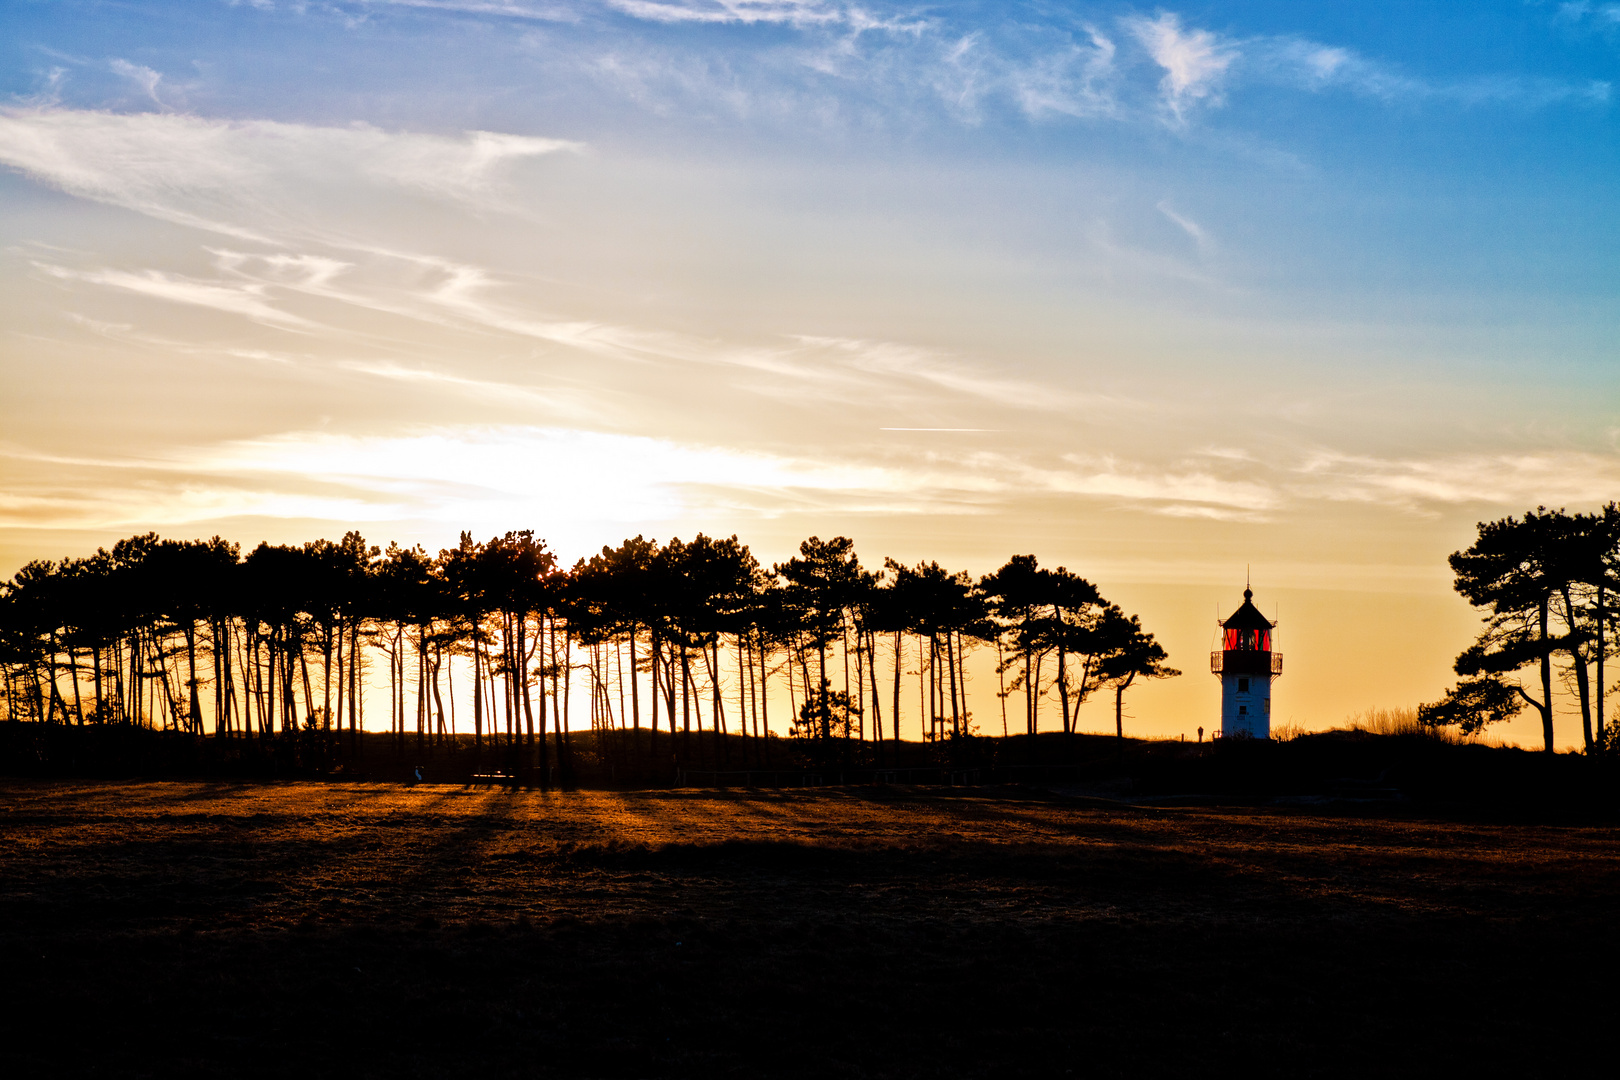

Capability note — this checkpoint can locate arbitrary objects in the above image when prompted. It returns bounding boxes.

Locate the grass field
[2,780,1617,1077]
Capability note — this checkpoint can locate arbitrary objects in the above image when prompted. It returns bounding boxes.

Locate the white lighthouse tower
[1211,586,1282,738]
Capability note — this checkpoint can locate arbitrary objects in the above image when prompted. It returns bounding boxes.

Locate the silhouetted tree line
[0,530,1175,780]
[1423,504,1620,754]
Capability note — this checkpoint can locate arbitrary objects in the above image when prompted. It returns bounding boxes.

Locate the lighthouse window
[1238,705,1248,715]
[1237,678,1249,692]
[1222,629,1272,651]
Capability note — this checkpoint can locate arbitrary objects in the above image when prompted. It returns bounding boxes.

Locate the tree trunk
[534,618,549,789]
[995,640,1009,739]
[742,634,756,766]
[817,633,829,739]
[1055,607,1070,737]
[1560,584,1594,752]
[842,620,851,740]
[1539,596,1555,753]
[418,624,429,749]
[323,622,334,743]
[681,646,693,766]
[184,622,202,734]
[332,620,342,743]
[559,628,575,787]
[127,631,141,727]
[892,631,903,749]
[432,644,447,743]
[955,631,968,736]
[241,631,255,738]
[222,619,240,738]
[868,631,884,754]
[65,643,85,726]
[213,621,226,736]
[710,637,727,765]
[523,617,537,747]
[649,632,661,744]
[300,645,316,733]
[1115,672,1135,741]
[854,630,865,744]
[742,634,754,756]
[1597,584,1606,752]
[350,619,361,755]
[472,619,483,753]
[265,632,276,738]
[630,628,642,740]
[1025,646,1034,739]
[521,633,537,772]
[926,635,937,741]
[761,631,773,749]
[92,647,105,731]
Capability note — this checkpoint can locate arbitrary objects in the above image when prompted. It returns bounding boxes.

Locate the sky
[2,1,1618,746]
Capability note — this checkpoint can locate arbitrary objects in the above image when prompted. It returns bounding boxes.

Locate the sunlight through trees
[0,530,1179,778]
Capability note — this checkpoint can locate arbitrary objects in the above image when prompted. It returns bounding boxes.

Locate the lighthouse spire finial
[1244,565,1252,602]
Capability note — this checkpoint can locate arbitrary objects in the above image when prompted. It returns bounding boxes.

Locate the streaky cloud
[35,262,319,330]
[0,108,581,243]
[1292,450,1620,510]
[1125,12,1235,125]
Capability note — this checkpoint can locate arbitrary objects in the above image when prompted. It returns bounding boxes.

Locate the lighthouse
[1210,586,1282,738]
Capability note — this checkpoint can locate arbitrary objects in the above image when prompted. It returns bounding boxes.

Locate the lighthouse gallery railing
[1209,651,1284,676]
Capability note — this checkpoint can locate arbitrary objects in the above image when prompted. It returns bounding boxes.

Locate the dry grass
[1,780,1616,1077]
[1341,706,1521,747]
[1346,705,1429,736]
[1273,710,1451,742]
[1272,709,1448,742]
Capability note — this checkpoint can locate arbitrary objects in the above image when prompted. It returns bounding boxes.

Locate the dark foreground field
[2,782,1617,1078]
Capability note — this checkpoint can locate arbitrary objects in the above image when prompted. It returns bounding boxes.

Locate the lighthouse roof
[1221,588,1274,632]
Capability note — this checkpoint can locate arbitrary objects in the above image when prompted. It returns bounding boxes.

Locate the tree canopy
[1429,504,1620,752]
[0,531,1181,778]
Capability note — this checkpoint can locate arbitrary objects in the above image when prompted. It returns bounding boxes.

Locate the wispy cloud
[108,3,1605,141]
[14,124,1080,412]
[569,4,1615,129]
[1247,33,1610,107]
[35,263,318,329]
[1028,447,1620,522]
[1052,453,1277,520]
[1292,450,1620,511]
[334,361,617,425]
[1126,12,1234,124]
[165,2,1606,144]
[0,109,580,242]
[768,336,1099,413]
[1002,27,1119,120]
[1556,2,1620,30]
[604,0,847,26]
[1155,200,1211,253]
[108,60,165,106]
[359,0,577,17]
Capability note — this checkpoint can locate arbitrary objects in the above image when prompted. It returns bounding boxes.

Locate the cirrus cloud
[0,108,581,242]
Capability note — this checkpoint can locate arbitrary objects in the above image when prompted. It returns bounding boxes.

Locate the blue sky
[3,1,1618,739]
[8,2,1618,319]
